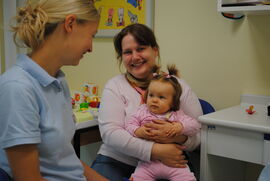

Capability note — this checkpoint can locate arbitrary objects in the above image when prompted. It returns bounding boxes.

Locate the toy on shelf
[83,82,98,96]
[74,111,94,123]
[71,83,100,123]
[88,96,100,108]
[80,102,89,111]
[246,105,256,115]
[74,91,84,104]
[71,98,76,109]
[72,82,100,111]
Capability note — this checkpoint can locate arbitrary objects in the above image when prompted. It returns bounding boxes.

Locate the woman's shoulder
[0,71,39,113]
[0,66,34,90]
[103,74,137,99]
[105,74,127,87]
[175,77,190,89]
[175,77,192,97]
[104,74,136,93]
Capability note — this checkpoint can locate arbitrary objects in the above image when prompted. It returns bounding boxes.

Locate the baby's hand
[134,126,153,139]
[165,122,183,137]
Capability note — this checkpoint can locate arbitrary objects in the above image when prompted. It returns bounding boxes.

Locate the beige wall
[1,0,268,110]
[154,0,270,110]
[63,0,270,110]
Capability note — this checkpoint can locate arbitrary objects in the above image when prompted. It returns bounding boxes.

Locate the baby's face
[146,81,174,114]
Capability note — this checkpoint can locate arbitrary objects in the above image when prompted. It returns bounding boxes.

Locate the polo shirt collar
[15,54,65,89]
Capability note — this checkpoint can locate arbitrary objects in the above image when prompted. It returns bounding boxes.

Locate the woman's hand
[151,143,187,168]
[81,161,109,181]
[144,119,187,144]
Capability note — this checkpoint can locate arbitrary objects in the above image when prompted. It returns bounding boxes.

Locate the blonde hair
[11,0,100,50]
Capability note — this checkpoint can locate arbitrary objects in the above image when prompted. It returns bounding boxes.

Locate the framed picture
[93,0,154,38]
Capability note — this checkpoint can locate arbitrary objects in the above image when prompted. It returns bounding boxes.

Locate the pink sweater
[125,104,201,137]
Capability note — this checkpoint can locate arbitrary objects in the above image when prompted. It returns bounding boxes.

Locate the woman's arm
[179,79,203,119]
[5,144,48,181]
[81,161,109,181]
[98,78,154,162]
[151,143,187,168]
[175,78,203,150]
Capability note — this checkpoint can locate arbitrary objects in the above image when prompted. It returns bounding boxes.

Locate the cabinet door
[207,126,263,164]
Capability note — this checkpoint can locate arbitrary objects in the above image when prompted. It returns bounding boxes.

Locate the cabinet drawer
[207,126,263,164]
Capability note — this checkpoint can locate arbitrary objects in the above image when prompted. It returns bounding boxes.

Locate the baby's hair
[144,64,182,111]
[11,0,99,51]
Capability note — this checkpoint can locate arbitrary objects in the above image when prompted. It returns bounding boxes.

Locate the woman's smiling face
[63,20,99,66]
[121,34,158,80]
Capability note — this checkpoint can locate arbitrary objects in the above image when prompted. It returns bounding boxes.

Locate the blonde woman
[0,0,107,180]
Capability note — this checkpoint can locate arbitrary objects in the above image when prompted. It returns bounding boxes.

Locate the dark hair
[113,23,160,66]
[144,64,182,111]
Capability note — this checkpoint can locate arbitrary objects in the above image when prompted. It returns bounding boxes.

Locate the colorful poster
[93,0,153,37]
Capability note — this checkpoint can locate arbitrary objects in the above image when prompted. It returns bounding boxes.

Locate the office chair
[0,168,11,181]
[199,99,215,115]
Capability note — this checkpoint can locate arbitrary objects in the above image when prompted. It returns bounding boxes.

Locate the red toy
[246,105,256,115]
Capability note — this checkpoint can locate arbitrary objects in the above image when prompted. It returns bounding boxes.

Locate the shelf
[217,0,270,15]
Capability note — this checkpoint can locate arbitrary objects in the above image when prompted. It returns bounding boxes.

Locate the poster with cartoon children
[93,0,153,37]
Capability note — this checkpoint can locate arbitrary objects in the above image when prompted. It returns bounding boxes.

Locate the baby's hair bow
[153,72,172,78]
[165,74,171,78]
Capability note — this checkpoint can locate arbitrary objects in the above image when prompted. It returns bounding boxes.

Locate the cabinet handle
[264,134,270,141]
[208,125,216,130]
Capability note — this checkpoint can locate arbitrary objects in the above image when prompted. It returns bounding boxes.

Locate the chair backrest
[199,99,215,115]
[0,168,11,181]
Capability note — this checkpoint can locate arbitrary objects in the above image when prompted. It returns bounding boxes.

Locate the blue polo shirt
[0,54,86,181]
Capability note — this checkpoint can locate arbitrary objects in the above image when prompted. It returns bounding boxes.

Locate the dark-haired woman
[91,23,203,181]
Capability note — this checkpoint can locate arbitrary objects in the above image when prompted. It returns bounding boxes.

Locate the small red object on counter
[246,105,256,115]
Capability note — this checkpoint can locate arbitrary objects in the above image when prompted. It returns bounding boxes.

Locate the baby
[125,65,200,181]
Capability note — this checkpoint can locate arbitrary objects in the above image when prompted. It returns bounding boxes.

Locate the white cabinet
[217,0,270,14]
[200,124,270,181]
[199,95,270,181]
[207,126,265,165]
[206,125,270,165]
